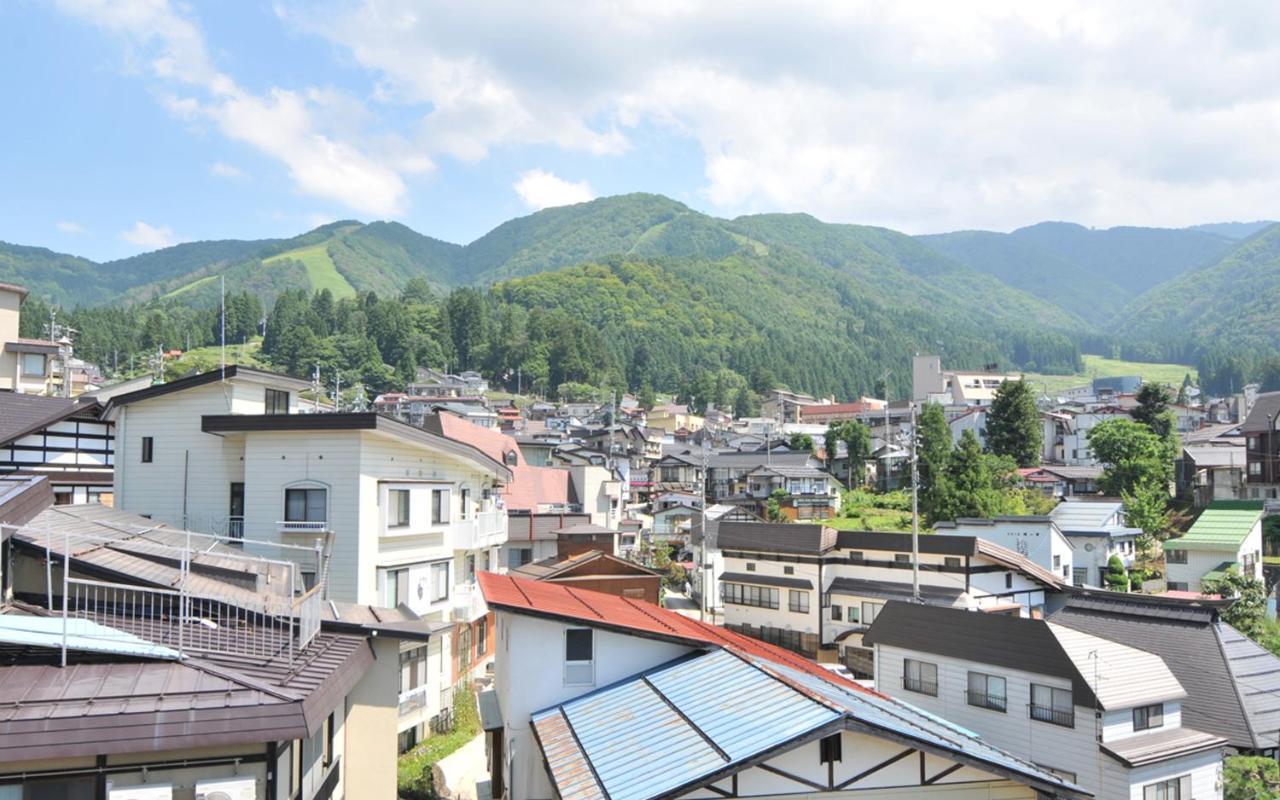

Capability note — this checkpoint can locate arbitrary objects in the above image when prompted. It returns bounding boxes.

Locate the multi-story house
[740,463,840,519]
[0,282,57,395]
[479,572,1085,800]
[1164,501,1264,593]
[1049,500,1141,588]
[865,602,1226,800]
[703,448,816,499]
[101,367,513,748]
[0,392,113,504]
[716,522,1064,678]
[935,516,1075,585]
[652,450,706,495]
[1242,391,1280,501]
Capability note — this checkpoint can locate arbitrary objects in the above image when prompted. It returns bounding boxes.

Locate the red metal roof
[430,413,569,511]
[478,572,877,695]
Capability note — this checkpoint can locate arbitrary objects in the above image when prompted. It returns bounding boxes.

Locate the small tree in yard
[789,433,814,452]
[1103,554,1129,592]
[766,488,790,522]
[1205,567,1267,640]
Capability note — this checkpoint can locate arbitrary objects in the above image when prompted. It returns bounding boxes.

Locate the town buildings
[912,354,1021,406]
[934,516,1075,586]
[1243,390,1280,501]
[1049,500,1140,588]
[865,602,1226,800]
[0,392,113,504]
[1164,501,1264,593]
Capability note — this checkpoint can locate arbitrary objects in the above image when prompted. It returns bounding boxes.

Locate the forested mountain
[1187,221,1277,239]
[1111,224,1280,366]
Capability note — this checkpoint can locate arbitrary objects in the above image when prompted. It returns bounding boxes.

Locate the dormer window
[1133,703,1164,731]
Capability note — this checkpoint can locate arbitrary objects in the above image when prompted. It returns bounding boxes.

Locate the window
[745,562,756,572]
[1133,703,1164,731]
[388,489,411,527]
[1005,573,1013,589]
[1053,554,1061,569]
[508,547,533,568]
[20,353,46,377]
[430,561,450,602]
[1167,581,1189,592]
[783,565,795,575]
[1030,684,1074,727]
[565,628,594,685]
[383,568,408,606]
[721,583,780,609]
[285,487,327,523]
[831,604,843,621]
[967,672,1007,712]
[400,646,427,693]
[265,388,290,414]
[1143,776,1190,800]
[847,605,860,624]
[1165,549,1187,564]
[141,436,154,463]
[789,590,810,613]
[848,551,864,564]
[944,556,961,569]
[818,734,842,764]
[861,601,882,625]
[431,489,450,524]
[477,617,488,656]
[323,712,335,767]
[460,488,471,519]
[903,658,938,696]
[1250,461,1263,476]
[894,553,910,564]
[458,624,473,669]
[290,740,303,795]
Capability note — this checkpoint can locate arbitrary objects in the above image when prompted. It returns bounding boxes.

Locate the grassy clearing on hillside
[1023,354,1196,396]
[167,339,268,375]
[160,274,218,300]
[263,242,356,298]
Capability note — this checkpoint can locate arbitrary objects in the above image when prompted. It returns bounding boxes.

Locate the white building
[715,522,1066,679]
[865,602,1226,800]
[480,572,1087,800]
[935,516,1075,586]
[1164,502,1264,593]
[912,354,1021,406]
[102,367,513,749]
[1050,500,1141,588]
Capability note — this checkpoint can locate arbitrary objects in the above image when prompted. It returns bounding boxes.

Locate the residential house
[652,450,706,495]
[480,572,1086,800]
[912,355,1020,406]
[0,392,113,505]
[511,549,662,604]
[1242,391,1280,500]
[1178,445,1246,506]
[1164,501,1264,593]
[865,602,1225,800]
[739,463,840,520]
[646,402,704,434]
[550,523,620,558]
[102,367,512,689]
[1020,465,1104,498]
[703,448,816,499]
[1049,588,1280,756]
[688,504,762,616]
[407,366,489,397]
[797,398,885,425]
[652,490,702,536]
[1050,500,1141,588]
[935,516,1075,585]
[0,499,429,799]
[872,442,910,491]
[503,511,591,569]
[0,283,57,395]
[761,387,826,423]
[716,522,1064,679]
[1059,408,1134,466]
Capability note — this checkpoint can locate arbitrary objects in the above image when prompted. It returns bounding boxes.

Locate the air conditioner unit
[195,776,259,800]
[106,784,173,800]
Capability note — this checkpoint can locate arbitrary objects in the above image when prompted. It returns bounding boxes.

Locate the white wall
[937,520,1073,583]
[497,612,694,800]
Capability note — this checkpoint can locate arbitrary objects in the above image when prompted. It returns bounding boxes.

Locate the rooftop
[1173,501,1264,551]
[1242,391,1280,434]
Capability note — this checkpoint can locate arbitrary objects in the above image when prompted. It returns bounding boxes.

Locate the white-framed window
[285,486,327,523]
[388,489,410,528]
[903,658,938,696]
[861,601,882,624]
[1143,775,1190,800]
[788,590,810,613]
[265,388,290,415]
[430,561,450,602]
[20,353,46,377]
[383,568,408,607]
[564,627,594,685]
[967,671,1007,712]
[459,487,471,519]
[431,488,450,524]
[1133,703,1164,731]
[1030,684,1074,727]
[508,547,533,568]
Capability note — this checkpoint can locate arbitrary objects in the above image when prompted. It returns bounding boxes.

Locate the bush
[1225,755,1280,800]
[1104,554,1129,592]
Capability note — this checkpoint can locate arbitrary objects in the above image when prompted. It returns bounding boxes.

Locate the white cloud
[120,221,178,250]
[284,0,1280,231]
[513,169,594,210]
[56,221,87,235]
[209,161,244,179]
[57,0,417,217]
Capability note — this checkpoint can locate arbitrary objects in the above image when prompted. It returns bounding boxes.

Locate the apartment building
[912,354,1021,406]
[0,282,57,395]
[480,572,1085,800]
[1242,391,1280,500]
[715,522,1063,678]
[865,602,1225,800]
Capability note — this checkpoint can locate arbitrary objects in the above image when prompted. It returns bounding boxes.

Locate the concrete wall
[343,635,400,799]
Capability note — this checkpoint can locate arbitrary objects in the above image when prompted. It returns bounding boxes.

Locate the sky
[3,1,1280,261]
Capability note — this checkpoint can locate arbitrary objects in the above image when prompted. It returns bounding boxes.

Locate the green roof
[1174,502,1263,551]
[1201,562,1239,583]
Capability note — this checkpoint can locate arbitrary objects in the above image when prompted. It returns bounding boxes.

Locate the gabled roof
[865,601,1185,710]
[1050,500,1124,532]
[424,412,568,510]
[511,550,661,581]
[1242,391,1280,433]
[0,393,100,445]
[101,365,312,415]
[717,521,837,555]
[1173,501,1263,551]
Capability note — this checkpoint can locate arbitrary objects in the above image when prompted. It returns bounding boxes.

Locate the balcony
[278,519,329,536]
[450,509,506,551]
[1030,704,1075,728]
[903,676,938,696]
[452,580,487,623]
[965,691,1007,712]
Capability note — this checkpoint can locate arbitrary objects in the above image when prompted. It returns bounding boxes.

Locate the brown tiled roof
[0,393,98,445]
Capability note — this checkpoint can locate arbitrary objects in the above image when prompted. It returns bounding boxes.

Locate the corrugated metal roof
[1100,726,1226,767]
[719,571,813,590]
[826,577,965,604]
[1216,623,1280,746]
[1047,622,1185,708]
[0,616,179,660]
[1050,501,1124,531]
[1175,502,1263,551]
[716,522,836,555]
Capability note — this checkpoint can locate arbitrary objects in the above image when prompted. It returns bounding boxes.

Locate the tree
[765,488,790,522]
[917,403,953,522]
[1132,383,1170,430]
[1224,755,1280,800]
[1176,373,1193,406]
[824,424,839,470]
[1122,480,1171,545]
[788,433,814,452]
[1088,418,1171,495]
[985,379,1042,467]
[1103,555,1129,592]
[837,420,872,489]
[1204,567,1267,640]
[937,430,1004,520]
[638,384,656,411]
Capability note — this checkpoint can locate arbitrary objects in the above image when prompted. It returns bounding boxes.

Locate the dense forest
[5,193,1280,399]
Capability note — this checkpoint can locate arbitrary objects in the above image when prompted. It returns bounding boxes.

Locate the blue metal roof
[0,616,181,660]
[531,648,1085,800]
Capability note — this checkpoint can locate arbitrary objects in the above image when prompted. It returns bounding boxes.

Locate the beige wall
[344,635,400,799]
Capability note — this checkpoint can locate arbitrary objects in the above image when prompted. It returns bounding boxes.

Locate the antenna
[219,275,226,382]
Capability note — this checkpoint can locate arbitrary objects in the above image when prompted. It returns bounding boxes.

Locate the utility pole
[334,372,342,412]
[910,403,920,603]
[312,364,321,412]
[699,434,710,623]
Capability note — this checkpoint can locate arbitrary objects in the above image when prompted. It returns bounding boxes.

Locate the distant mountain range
[1,195,1276,378]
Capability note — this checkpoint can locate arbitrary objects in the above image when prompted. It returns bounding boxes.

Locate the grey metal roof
[1050,501,1124,531]
[1037,465,1104,481]
[719,571,813,590]
[0,474,52,526]
[1216,623,1280,748]
[1047,622,1185,708]
[530,647,1085,800]
[744,464,831,479]
[1182,445,1246,468]
[1049,593,1275,751]
[1100,726,1226,767]
[826,577,965,605]
[716,521,836,555]
[1242,391,1280,433]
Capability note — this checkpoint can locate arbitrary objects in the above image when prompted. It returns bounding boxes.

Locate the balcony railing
[903,676,938,696]
[965,691,1007,712]
[1030,704,1075,728]
[452,581,487,623]
[399,685,431,717]
[278,519,329,534]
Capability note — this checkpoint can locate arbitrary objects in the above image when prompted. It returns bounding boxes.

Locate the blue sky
[3,1,1279,261]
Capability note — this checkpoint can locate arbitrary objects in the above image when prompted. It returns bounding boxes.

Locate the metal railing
[903,676,938,696]
[965,690,1007,712]
[1030,704,1075,728]
[278,519,329,534]
[399,685,432,717]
